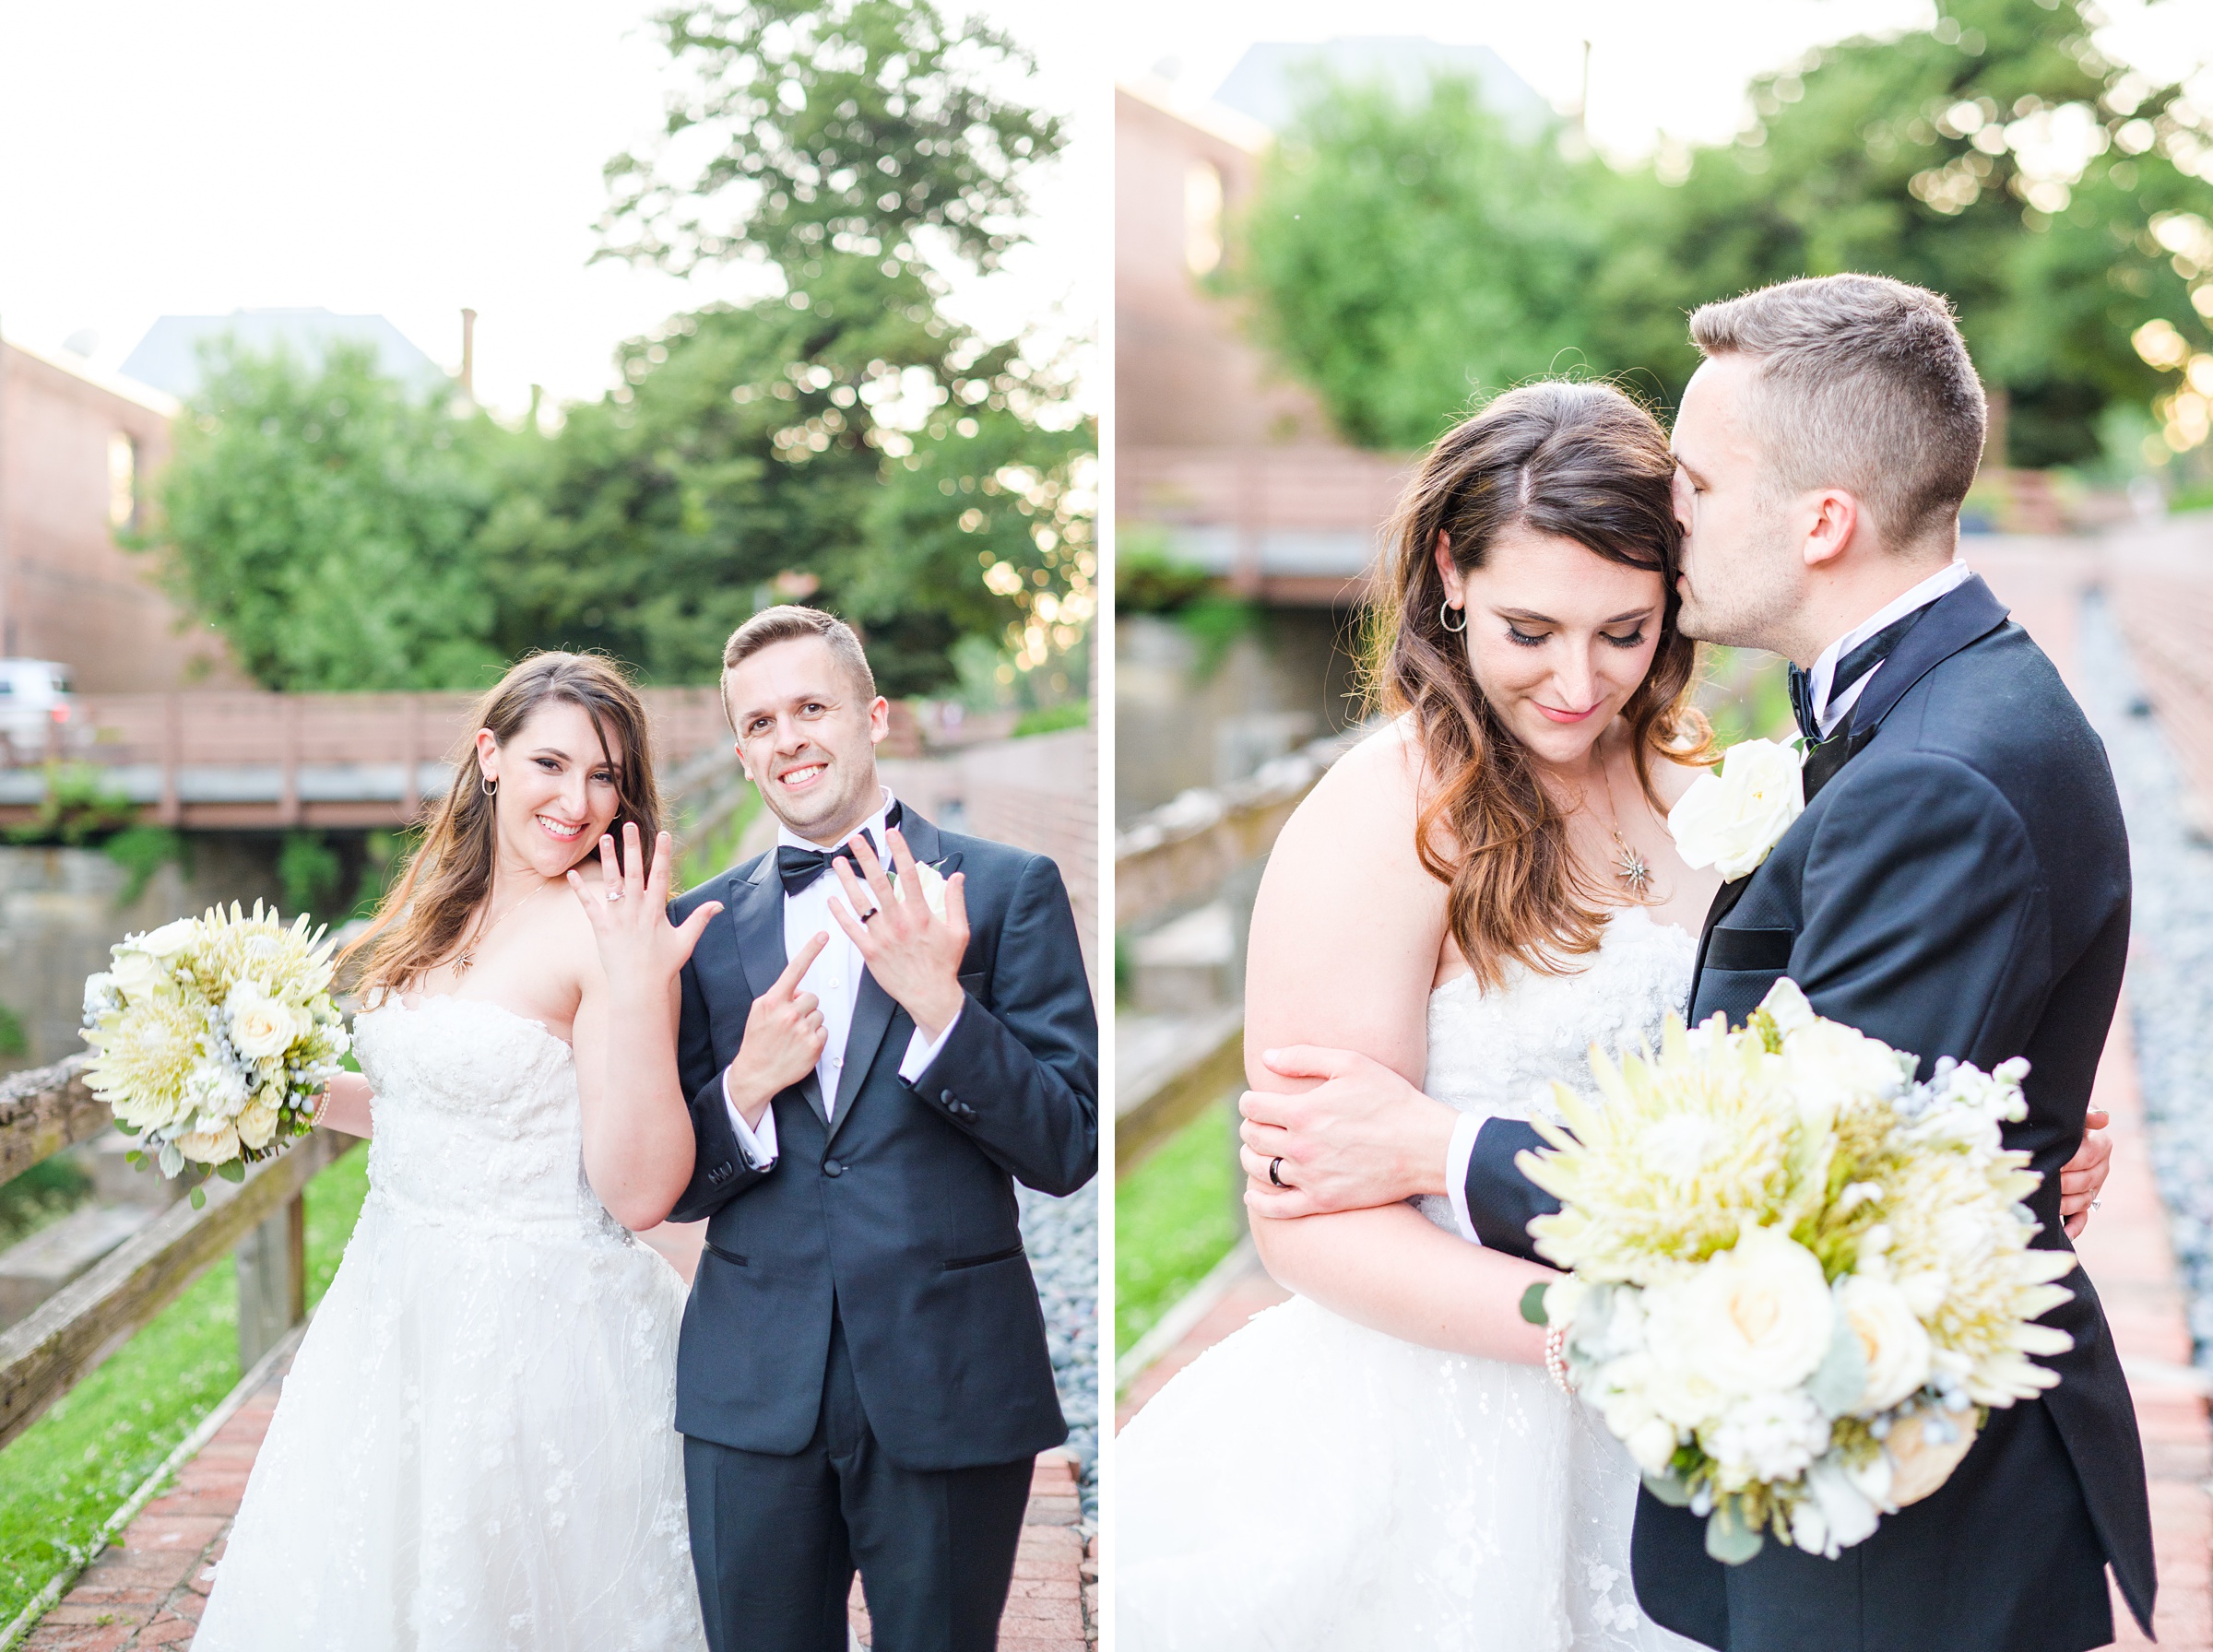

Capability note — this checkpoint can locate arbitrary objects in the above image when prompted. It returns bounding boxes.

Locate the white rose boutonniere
[1668,738,1805,880]
[893,859,950,918]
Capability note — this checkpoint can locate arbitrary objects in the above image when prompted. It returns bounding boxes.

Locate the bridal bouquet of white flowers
[1519,978,2076,1564]
[80,903,350,1207]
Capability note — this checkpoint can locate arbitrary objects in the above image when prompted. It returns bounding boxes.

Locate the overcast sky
[0,0,1103,418]
[6,2,2207,421]
[1116,0,2213,159]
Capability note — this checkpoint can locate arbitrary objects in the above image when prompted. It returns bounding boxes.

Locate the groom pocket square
[1704,926,1794,973]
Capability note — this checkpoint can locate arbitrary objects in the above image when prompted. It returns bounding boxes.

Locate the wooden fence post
[234,1192,305,1372]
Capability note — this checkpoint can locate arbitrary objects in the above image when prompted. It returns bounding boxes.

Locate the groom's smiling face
[725,635,890,846]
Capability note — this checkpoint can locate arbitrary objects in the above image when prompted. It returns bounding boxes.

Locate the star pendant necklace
[1592,761,1653,899]
[456,879,550,975]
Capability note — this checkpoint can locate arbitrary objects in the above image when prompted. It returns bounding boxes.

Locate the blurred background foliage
[138,0,1094,704]
[1239,0,2213,478]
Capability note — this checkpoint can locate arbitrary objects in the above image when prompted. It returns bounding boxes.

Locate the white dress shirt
[724,790,962,1168]
[1805,559,1972,739]
[1444,560,1976,1243]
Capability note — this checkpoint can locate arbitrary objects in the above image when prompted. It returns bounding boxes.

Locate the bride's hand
[2061,1106,2112,1239]
[1238,1046,1460,1219]
[569,822,723,992]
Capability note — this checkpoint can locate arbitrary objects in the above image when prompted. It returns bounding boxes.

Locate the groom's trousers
[681,1310,1035,1652]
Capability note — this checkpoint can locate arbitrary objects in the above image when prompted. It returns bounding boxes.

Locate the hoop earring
[1439,597,1468,634]
[481,774,497,797]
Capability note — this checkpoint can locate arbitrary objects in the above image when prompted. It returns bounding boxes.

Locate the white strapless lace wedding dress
[1117,907,1704,1652]
[195,997,707,1652]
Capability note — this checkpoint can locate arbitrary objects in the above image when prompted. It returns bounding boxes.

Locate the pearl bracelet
[1544,1324,1574,1397]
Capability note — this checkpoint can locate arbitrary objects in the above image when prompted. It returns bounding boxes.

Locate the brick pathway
[1113,538,2213,1648]
[24,1358,1095,1651]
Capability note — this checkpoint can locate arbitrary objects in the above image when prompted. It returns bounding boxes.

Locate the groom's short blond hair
[718,605,877,730]
[1689,274,1987,553]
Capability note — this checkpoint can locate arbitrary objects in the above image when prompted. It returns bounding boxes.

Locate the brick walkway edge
[23,1351,1096,1651]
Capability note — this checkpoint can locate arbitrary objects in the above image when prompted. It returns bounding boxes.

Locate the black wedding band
[1269,1156,1286,1188]
[860,905,878,923]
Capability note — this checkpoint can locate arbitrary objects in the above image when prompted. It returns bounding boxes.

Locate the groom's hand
[723,934,830,1129]
[829,829,968,1043]
[1238,1047,1460,1219]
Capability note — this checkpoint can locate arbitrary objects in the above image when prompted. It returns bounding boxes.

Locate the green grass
[0,1140,369,1628]
[1115,1100,1243,1361]
[0,1159,94,1253]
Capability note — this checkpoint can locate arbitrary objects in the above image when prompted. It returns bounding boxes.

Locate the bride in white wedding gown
[196,654,726,1651]
[1116,384,1721,1651]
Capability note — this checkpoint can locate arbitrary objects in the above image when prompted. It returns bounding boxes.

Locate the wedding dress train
[1116,907,1705,1652]
[195,995,707,1652]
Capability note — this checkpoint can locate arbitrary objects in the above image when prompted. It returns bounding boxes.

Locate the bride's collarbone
[408,900,587,1042]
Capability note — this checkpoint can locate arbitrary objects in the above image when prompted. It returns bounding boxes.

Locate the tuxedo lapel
[823,807,964,1146]
[1689,573,2014,1008]
[729,852,828,1131]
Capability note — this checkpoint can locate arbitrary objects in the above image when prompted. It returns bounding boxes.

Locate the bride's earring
[1439,597,1467,634]
[481,773,498,797]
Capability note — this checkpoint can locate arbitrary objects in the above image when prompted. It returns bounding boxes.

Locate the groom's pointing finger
[772,931,829,997]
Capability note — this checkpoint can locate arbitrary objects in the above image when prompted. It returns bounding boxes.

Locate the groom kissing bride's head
[1158,271,2141,1652]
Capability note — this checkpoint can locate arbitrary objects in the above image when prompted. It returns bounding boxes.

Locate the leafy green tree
[1240,77,1609,449]
[1239,0,2213,469]
[146,342,505,690]
[526,0,1095,696]
[601,0,1062,277]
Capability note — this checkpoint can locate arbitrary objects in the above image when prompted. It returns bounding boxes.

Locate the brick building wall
[0,338,239,689]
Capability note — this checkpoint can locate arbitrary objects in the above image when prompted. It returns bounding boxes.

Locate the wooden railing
[0,1057,352,1453]
[1113,730,1361,1170]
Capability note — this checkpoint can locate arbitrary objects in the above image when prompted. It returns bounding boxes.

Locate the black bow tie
[775,804,902,898]
[1787,607,1934,744]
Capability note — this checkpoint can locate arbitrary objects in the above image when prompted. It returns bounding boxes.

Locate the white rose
[1655,1228,1835,1396]
[109,949,172,1003]
[1835,1274,1932,1414]
[176,1119,241,1165]
[894,860,950,918]
[226,980,302,1061]
[1757,978,1818,1039]
[1782,1020,1914,1109]
[133,918,200,959]
[236,1098,281,1151]
[1667,738,1805,880]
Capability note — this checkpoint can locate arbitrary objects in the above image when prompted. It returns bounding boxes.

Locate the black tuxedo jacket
[664,806,1096,1472]
[1462,575,2155,1651]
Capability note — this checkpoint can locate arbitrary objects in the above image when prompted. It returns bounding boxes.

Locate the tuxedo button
[953,1103,976,1120]
[822,1159,844,1177]
[940,1090,957,1106]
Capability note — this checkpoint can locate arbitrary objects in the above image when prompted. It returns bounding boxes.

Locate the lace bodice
[1414,906,1695,1232]
[351,996,627,1244]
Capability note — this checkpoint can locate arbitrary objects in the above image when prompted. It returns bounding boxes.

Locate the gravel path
[1021,1179,1099,1517]
[2079,592,2213,1361]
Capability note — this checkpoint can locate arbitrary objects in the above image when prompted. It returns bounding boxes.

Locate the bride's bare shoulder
[1282,717,1424,846]
[1646,741,1718,811]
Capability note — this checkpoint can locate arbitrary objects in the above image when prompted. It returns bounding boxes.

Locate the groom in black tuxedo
[662,605,1095,1652]
[1238,276,2149,1652]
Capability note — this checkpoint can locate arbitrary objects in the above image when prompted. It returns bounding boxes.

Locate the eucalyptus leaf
[1705,1505,1766,1566]
[1519,1282,1550,1327]
[217,1159,246,1184]
[1641,1470,1695,1508]
[158,1141,183,1178]
[189,1186,206,1211]
[1808,1315,1869,1416]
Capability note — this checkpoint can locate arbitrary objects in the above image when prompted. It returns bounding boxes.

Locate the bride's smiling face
[1437,525,1665,770]
[473,700,625,879]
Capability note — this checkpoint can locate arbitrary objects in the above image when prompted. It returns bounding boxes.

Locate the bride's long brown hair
[345,653,664,999]
[1367,381,1712,991]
